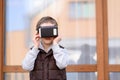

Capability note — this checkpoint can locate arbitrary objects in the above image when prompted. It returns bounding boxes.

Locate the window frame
[1,0,120,80]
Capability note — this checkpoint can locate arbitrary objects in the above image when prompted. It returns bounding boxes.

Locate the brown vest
[30,49,66,80]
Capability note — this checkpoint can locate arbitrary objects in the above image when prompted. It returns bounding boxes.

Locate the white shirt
[22,42,69,71]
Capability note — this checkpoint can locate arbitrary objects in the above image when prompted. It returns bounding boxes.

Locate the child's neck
[42,43,52,52]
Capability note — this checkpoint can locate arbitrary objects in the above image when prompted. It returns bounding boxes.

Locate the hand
[53,36,61,45]
[33,33,40,48]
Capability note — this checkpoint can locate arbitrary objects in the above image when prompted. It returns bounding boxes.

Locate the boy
[22,16,69,80]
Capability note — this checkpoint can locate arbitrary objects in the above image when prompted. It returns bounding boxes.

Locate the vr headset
[38,26,58,38]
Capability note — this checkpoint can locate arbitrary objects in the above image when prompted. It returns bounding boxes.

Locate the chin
[44,41,53,45]
[45,42,52,45]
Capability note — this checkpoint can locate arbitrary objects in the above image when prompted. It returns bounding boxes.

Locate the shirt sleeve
[22,47,39,71]
[52,44,70,69]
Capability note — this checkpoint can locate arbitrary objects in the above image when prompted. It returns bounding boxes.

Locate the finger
[36,37,40,41]
[33,35,40,41]
[35,31,39,35]
[54,36,61,43]
[35,36,40,41]
[35,34,40,38]
[57,36,61,41]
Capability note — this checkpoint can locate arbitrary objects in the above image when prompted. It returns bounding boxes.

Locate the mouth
[44,37,52,40]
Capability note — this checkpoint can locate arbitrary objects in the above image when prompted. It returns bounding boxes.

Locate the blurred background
[4,0,120,80]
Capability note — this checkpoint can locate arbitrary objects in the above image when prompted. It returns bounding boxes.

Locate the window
[69,1,95,19]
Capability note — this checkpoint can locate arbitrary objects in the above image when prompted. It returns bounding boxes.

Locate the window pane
[109,72,120,80]
[4,72,98,80]
[5,0,96,66]
[69,1,95,19]
[108,0,120,64]
[4,73,29,80]
[67,72,97,80]
[5,0,57,65]
[5,0,29,65]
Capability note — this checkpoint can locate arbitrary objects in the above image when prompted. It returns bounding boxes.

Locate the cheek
[51,37,55,40]
[49,38,54,42]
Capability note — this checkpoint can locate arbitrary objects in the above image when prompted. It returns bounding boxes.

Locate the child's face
[40,22,55,45]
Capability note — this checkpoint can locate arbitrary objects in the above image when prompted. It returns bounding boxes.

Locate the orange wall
[108,0,120,38]
[6,31,27,65]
